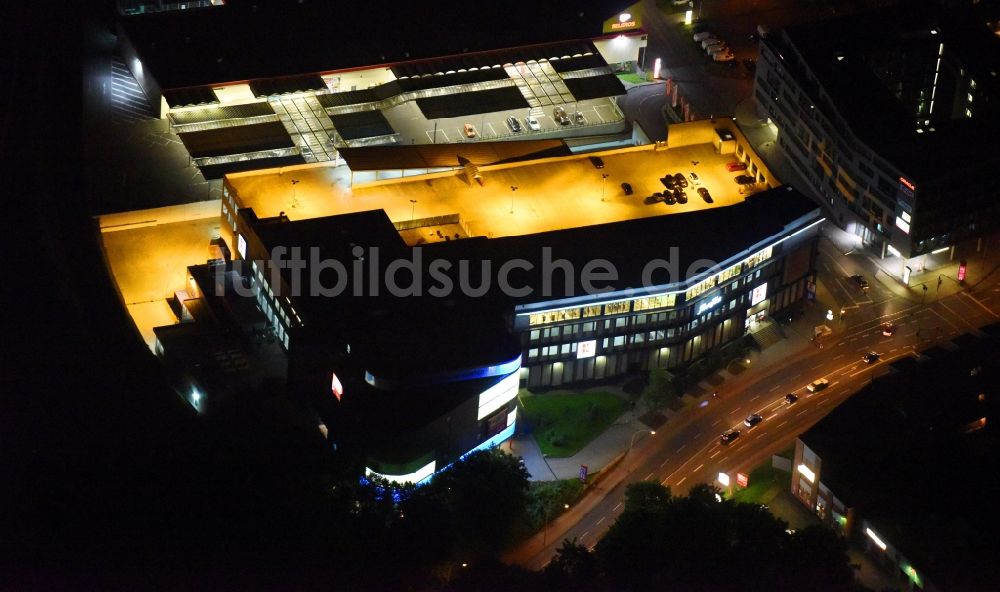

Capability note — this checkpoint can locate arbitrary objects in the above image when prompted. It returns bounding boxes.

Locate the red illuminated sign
[736,472,749,488]
[899,177,916,192]
[958,260,967,282]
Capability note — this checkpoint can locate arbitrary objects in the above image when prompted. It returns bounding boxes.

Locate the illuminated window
[583,305,602,317]
[633,294,676,311]
[331,373,344,401]
[895,216,911,234]
[604,300,631,315]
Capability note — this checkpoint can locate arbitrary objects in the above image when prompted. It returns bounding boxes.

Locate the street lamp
[601,173,609,202]
[409,199,417,221]
[543,502,571,547]
[510,185,518,214]
[627,428,655,472]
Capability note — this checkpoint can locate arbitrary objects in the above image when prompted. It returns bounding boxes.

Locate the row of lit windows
[527,293,678,327]
[684,246,773,301]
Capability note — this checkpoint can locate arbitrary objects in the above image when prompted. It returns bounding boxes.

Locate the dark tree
[544,538,601,591]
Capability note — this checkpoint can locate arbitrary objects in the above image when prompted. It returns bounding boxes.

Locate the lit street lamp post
[409,199,417,221]
[626,428,655,472]
[543,503,571,547]
[601,173,609,202]
[510,185,518,214]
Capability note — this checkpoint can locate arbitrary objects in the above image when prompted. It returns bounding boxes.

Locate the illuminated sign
[237,233,247,259]
[899,177,916,192]
[736,472,749,488]
[895,216,910,234]
[611,20,637,30]
[902,266,912,285]
[750,283,768,306]
[958,260,967,281]
[577,339,597,359]
[697,294,722,315]
[865,528,888,551]
[477,373,519,420]
[797,464,815,483]
[887,244,902,258]
[331,373,344,401]
[717,472,730,486]
[653,57,662,79]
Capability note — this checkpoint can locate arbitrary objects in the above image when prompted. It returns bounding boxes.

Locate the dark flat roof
[800,329,1000,591]
[178,121,294,158]
[778,1,1000,175]
[120,0,622,90]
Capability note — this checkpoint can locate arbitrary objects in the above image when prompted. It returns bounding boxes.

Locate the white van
[701,37,722,49]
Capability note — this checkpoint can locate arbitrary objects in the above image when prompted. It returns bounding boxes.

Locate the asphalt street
[507,231,1000,570]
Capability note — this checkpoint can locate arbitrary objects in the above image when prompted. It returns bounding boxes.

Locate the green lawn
[731,460,791,505]
[616,72,649,84]
[520,390,629,457]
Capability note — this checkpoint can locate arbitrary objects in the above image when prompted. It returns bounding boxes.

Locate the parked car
[661,175,676,190]
[673,173,688,188]
[676,190,688,204]
[506,116,522,133]
[553,106,570,125]
[689,172,701,185]
[735,174,756,184]
[525,115,541,131]
[863,351,880,364]
[574,111,586,125]
[663,193,677,205]
[726,161,748,172]
[720,430,741,445]
[703,38,723,50]
[463,123,477,138]
[744,414,763,428]
[881,322,897,336]
[850,274,869,290]
[784,393,799,404]
[694,31,714,43]
[697,187,713,203]
[807,378,830,393]
[714,50,736,62]
[590,156,605,169]
[621,182,633,195]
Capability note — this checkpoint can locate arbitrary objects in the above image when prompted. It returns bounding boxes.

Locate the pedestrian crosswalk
[110,54,156,124]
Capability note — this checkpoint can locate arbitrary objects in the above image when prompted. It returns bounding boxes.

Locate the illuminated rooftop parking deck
[226,120,778,243]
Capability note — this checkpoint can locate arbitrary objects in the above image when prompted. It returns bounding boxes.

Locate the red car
[726,161,748,172]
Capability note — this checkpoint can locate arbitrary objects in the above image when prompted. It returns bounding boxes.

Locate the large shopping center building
[177,119,824,480]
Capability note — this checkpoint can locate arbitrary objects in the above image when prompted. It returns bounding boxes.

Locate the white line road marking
[676,445,686,453]
[694,463,704,472]
[962,291,1000,317]
[777,420,788,428]
[766,413,777,420]
[596,516,606,525]
[768,385,781,392]
[676,476,687,486]
[797,409,809,417]
[645,472,655,481]
[581,530,590,540]
[710,450,721,458]
[833,354,845,360]
[693,432,702,439]
[750,395,760,402]
[487,122,497,137]
[613,502,622,511]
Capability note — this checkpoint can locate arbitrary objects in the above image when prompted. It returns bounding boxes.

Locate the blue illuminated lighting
[462,422,517,460]
[364,355,522,390]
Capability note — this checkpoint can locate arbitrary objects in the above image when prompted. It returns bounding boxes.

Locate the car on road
[689,172,700,185]
[673,173,688,188]
[744,414,763,428]
[553,106,570,125]
[506,116,522,133]
[463,123,477,138]
[726,161,748,172]
[525,115,541,131]
[807,378,830,393]
[697,187,713,203]
[663,193,677,205]
[784,393,799,404]
[574,111,586,125]
[849,274,869,290]
[621,182,633,195]
[881,322,897,336]
[589,156,605,169]
[863,351,880,364]
[720,430,741,445]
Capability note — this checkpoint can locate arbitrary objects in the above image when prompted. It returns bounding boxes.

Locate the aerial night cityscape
[6,0,1000,590]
